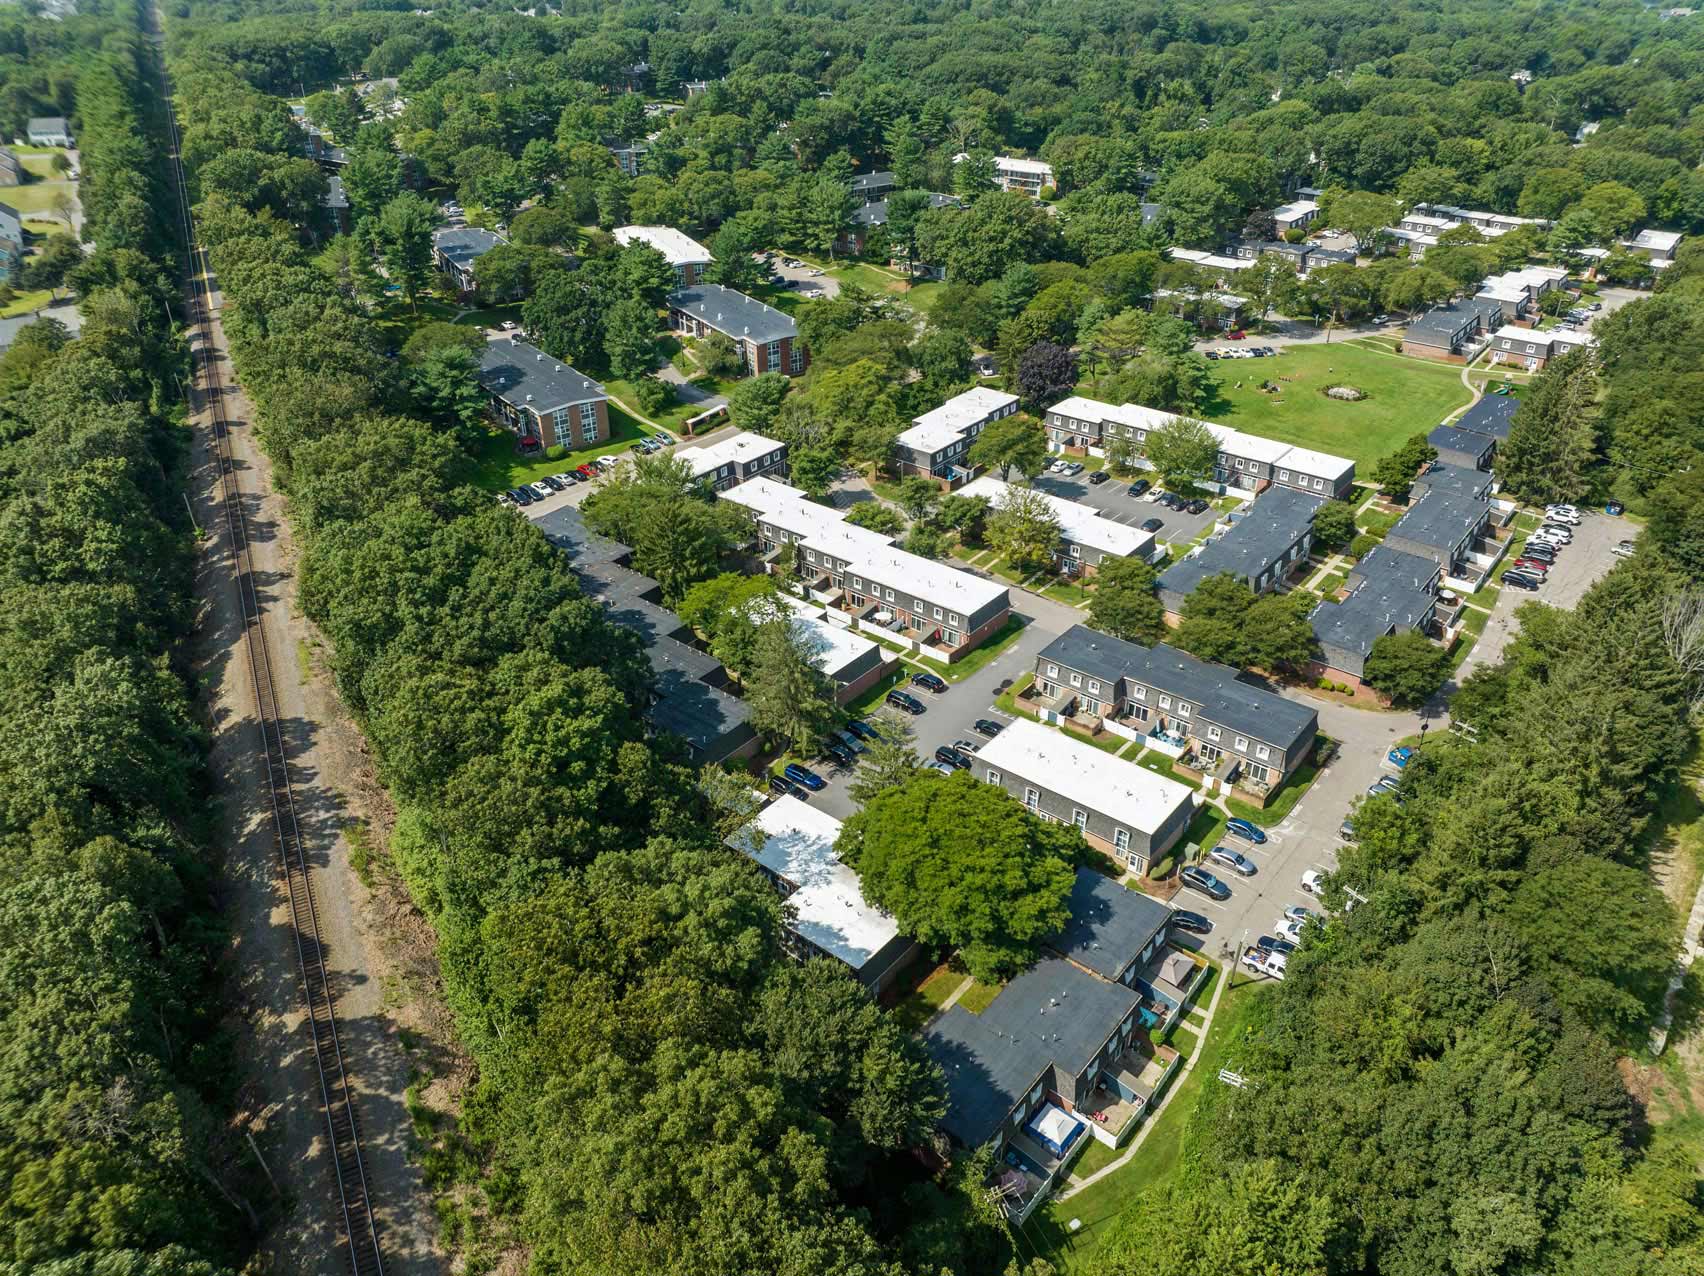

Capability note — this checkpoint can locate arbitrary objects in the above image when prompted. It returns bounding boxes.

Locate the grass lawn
[939,616,1030,682]
[1315,567,1349,596]
[2,181,74,215]
[1182,801,1226,854]
[959,979,1003,1015]
[460,405,663,491]
[1356,506,1403,537]
[371,296,459,347]
[18,151,68,178]
[1200,341,1472,469]
[1028,981,1268,1273]
[845,665,912,718]
[0,288,56,317]
[1225,752,1322,826]
[1069,1136,1124,1180]
[891,964,966,1033]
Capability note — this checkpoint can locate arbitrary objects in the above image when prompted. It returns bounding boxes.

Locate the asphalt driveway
[1031,469,1230,552]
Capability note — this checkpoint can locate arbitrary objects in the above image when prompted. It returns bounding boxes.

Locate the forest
[0,0,1689,1270]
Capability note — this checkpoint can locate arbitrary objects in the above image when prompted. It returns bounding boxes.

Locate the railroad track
[159,68,387,1276]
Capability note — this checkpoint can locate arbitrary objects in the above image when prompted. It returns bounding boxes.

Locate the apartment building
[974,719,1196,871]
[667,284,807,377]
[1309,543,1441,685]
[1488,324,1595,370]
[958,476,1157,574]
[954,152,1055,196]
[893,386,1020,480]
[1450,393,1519,444]
[614,224,714,286]
[1402,296,1503,360]
[1427,423,1496,471]
[674,430,789,491]
[1413,203,1547,237]
[608,140,647,176]
[849,170,896,203]
[1031,625,1321,792]
[1043,396,1356,499]
[475,337,609,450]
[729,796,918,992]
[840,191,960,255]
[1620,228,1683,262]
[1271,198,1319,234]
[721,478,1011,659]
[1475,265,1570,322]
[1382,487,1492,574]
[1156,485,1321,614]
[432,226,504,296]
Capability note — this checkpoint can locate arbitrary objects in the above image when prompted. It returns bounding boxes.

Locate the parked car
[576,464,598,478]
[1144,487,1166,502]
[1180,865,1231,900]
[1255,935,1297,956]
[952,738,982,755]
[1126,478,1151,498]
[1170,909,1212,935]
[1512,557,1550,574]
[541,475,565,492]
[510,486,535,505]
[1061,461,1085,475]
[496,492,514,506]
[1225,817,1267,844]
[1208,846,1258,877]
[1241,949,1287,979]
[1373,313,1389,324]
[886,689,926,715]
[911,671,948,694]
[1283,905,1318,925]
[1387,745,1413,768]
[973,718,1005,737]
[934,745,973,770]
[1274,917,1305,944]
[846,719,881,742]
[1088,470,1110,485]
[553,471,579,485]
[1049,459,1069,473]
[783,763,826,791]
[499,320,517,330]
[925,760,955,774]
[1503,571,1541,591]
[766,774,802,799]
[1338,818,1356,841]
[1520,542,1556,558]
[835,730,867,754]
[824,743,856,768]
[1545,509,1582,526]
[1300,869,1326,896]
[1612,540,1636,558]
[1140,517,1165,532]
[1187,498,1210,515]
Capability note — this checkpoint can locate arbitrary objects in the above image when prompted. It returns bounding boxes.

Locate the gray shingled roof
[668,283,797,344]
[1427,424,1495,462]
[1049,869,1172,981]
[850,170,895,193]
[1413,462,1493,501]
[1385,488,1489,554]
[534,505,629,569]
[1452,393,1520,440]
[1037,625,1318,755]
[1311,547,1437,675]
[476,338,608,415]
[921,957,1140,1148]
[433,226,502,274]
[1158,486,1320,600]
[852,192,960,227]
[1406,297,1483,340]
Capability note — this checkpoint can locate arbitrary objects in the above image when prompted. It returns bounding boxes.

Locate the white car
[1144,487,1166,502]
[500,320,518,330]
[1274,917,1305,944]
[1300,869,1326,896]
[530,482,554,500]
[1546,511,1582,527]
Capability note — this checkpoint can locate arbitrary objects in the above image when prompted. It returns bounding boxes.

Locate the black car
[1504,571,1541,591]
[973,718,1005,737]
[1126,478,1151,497]
[911,671,948,694]
[1521,546,1555,563]
[824,743,857,768]
[541,475,566,492]
[1187,498,1209,515]
[510,486,535,505]
[1170,909,1212,935]
[1256,935,1297,956]
[766,774,793,797]
[1180,865,1231,900]
[934,745,973,770]
[1140,517,1165,532]
[1088,470,1111,485]
[886,689,926,714]
[846,719,880,742]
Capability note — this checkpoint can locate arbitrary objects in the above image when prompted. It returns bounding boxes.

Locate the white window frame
[1177,703,1192,718]
[1256,744,1271,761]
[1207,725,1222,741]
[1113,828,1130,853]
[1087,680,1100,695]
[1159,695,1172,710]
[1133,685,1146,701]
[1046,663,1059,677]
[1072,810,1088,830]
[1024,787,1039,811]
[987,770,1002,786]
[1235,735,1249,752]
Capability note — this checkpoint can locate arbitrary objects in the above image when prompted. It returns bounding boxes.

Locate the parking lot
[767,254,838,299]
[1029,469,1233,551]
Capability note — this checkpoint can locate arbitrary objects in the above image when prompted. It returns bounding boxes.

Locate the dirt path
[187,266,451,1275]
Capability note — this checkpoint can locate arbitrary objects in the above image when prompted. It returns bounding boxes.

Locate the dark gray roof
[1405,297,1484,340]
[433,226,502,273]
[1385,488,1489,554]
[1141,202,1165,225]
[1453,393,1520,441]
[476,338,608,414]
[325,175,349,210]
[578,562,663,605]
[1311,554,1436,674]
[852,192,960,227]
[1413,461,1493,501]
[850,170,895,193]
[1348,542,1441,591]
[26,117,68,132]
[668,284,797,344]
[647,668,752,757]
[1427,424,1495,462]
[1158,486,1320,599]
[1037,625,1318,754]
[1050,869,1171,980]
[922,957,1139,1148]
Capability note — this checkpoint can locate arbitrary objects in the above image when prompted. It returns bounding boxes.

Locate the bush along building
[1024,624,1320,806]
[921,868,1202,1222]
[475,336,609,452]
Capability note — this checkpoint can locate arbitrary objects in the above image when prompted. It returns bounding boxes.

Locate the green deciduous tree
[986,483,1062,574]
[375,192,437,312]
[1363,629,1449,706]
[967,412,1047,481]
[1373,433,1439,502]
[1087,556,1165,645]
[1142,415,1218,489]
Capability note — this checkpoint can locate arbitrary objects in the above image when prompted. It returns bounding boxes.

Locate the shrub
[633,374,676,415]
[1349,532,1379,558]
[545,444,568,460]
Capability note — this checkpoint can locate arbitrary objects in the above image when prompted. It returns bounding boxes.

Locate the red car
[576,463,598,478]
[1512,557,1550,574]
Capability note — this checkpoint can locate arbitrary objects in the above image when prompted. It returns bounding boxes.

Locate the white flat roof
[974,719,1196,837]
[1403,214,1458,230]
[1273,443,1357,482]
[613,224,714,265]
[900,387,1020,452]
[774,595,883,680]
[1169,248,1253,271]
[732,796,901,972]
[958,477,1154,559]
[720,475,810,520]
[1274,199,1318,219]
[848,544,1009,613]
[1491,324,1595,348]
[675,430,783,479]
[995,155,1053,176]
[1046,397,1354,482]
[1205,423,1290,466]
[1625,228,1683,252]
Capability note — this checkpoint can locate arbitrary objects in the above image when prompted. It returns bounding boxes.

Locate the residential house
[475,336,610,450]
[614,224,713,286]
[729,796,918,992]
[893,386,1020,480]
[1227,239,1314,271]
[674,429,789,491]
[667,284,807,377]
[958,476,1157,574]
[1412,461,1495,502]
[0,148,21,186]
[765,594,895,704]
[1402,297,1502,361]
[849,170,895,204]
[25,117,72,147]
[432,226,504,296]
[1156,485,1321,615]
[955,152,1054,196]
[609,141,647,176]
[1043,396,1355,498]
[974,720,1196,871]
[1382,486,1491,575]
[1271,198,1319,234]
[1475,265,1569,322]
[922,869,1189,1218]
[533,506,757,763]
[1309,543,1441,685]
[720,477,1012,660]
[840,191,959,256]
[1487,324,1595,370]
[620,61,650,92]
[1167,247,1255,285]
[1031,624,1321,795]
[323,174,351,234]
[1620,228,1683,263]
[1415,203,1548,237]
[1427,423,1496,471]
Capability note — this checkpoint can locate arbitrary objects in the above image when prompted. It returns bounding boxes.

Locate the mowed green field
[1202,340,1473,468]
